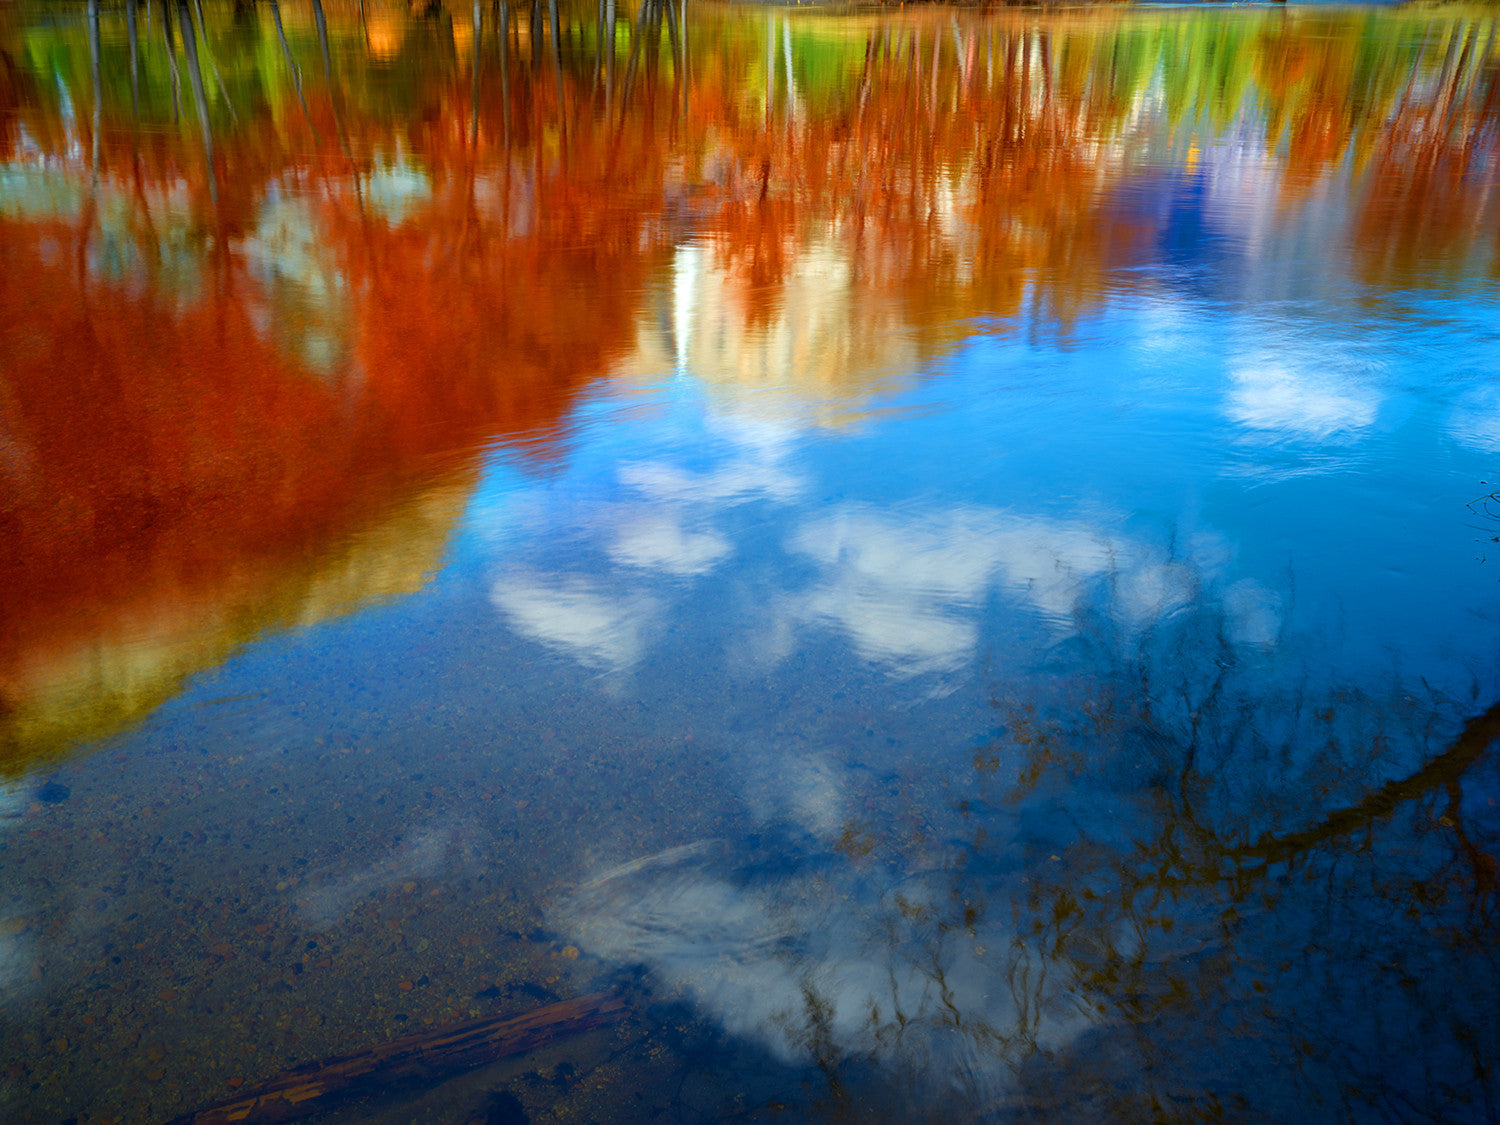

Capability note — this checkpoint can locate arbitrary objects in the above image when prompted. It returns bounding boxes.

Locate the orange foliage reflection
[0,48,677,769]
[0,176,658,765]
[1,2,1496,768]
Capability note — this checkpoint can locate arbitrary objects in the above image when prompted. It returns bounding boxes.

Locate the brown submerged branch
[167,992,629,1125]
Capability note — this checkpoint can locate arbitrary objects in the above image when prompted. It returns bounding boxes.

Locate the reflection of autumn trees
[0,22,31,151]
[1353,22,1500,289]
[0,215,475,767]
[3,3,1499,769]
[0,184,666,771]
[691,16,1154,335]
[10,6,1498,317]
[1,10,1498,1121]
[0,16,684,770]
[608,15,1165,418]
[630,7,1500,389]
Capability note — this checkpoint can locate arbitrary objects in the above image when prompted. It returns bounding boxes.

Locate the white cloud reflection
[784,505,1165,675]
[474,353,1288,695]
[1114,562,1197,630]
[608,511,731,577]
[364,159,434,226]
[799,579,979,675]
[557,838,1086,1097]
[1226,362,1379,440]
[553,690,1089,1102]
[475,373,1296,1103]
[480,424,808,672]
[1445,384,1500,453]
[481,475,1264,684]
[491,573,660,673]
[740,749,852,841]
[618,457,803,506]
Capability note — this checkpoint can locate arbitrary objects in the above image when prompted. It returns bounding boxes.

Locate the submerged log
[169,992,629,1125]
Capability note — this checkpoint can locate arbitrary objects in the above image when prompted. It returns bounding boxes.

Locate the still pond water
[4,1,1500,1121]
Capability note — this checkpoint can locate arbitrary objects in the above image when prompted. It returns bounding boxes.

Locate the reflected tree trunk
[619,0,650,110]
[191,0,236,120]
[662,0,678,65]
[783,18,797,123]
[312,0,333,81]
[126,0,140,123]
[593,0,604,94]
[309,0,361,207]
[1436,24,1476,124]
[765,10,773,131]
[549,0,565,115]
[640,0,661,121]
[471,0,483,147]
[87,0,101,177]
[81,0,102,284]
[605,0,616,115]
[269,0,316,136]
[175,0,216,203]
[499,0,511,148]
[160,0,181,123]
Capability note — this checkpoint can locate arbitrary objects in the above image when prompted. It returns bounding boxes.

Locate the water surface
[3,2,1500,1122]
